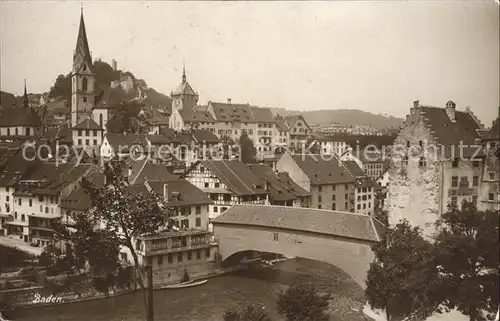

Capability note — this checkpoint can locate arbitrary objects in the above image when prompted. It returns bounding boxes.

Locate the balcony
[137,230,214,256]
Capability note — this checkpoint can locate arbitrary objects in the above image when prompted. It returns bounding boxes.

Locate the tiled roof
[209,102,275,123]
[485,117,499,140]
[61,171,105,211]
[199,160,267,196]
[276,172,311,197]
[179,109,216,123]
[213,204,384,242]
[284,114,301,129]
[172,81,197,96]
[18,163,92,196]
[419,107,481,147]
[192,129,219,144]
[105,134,148,152]
[0,147,41,187]
[343,161,365,178]
[247,164,309,202]
[275,119,288,131]
[0,106,42,127]
[44,123,73,145]
[72,118,103,130]
[131,162,177,185]
[291,154,354,185]
[142,105,170,126]
[146,179,213,206]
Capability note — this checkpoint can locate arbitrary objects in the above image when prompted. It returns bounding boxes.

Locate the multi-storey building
[479,116,499,211]
[142,179,212,230]
[387,100,484,237]
[71,119,104,154]
[247,164,311,207]
[283,115,311,153]
[185,160,269,231]
[343,160,375,215]
[134,229,218,286]
[7,163,92,246]
[317,137,348,157]
[276,153,355,211]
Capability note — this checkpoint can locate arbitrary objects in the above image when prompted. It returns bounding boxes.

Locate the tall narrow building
[71,9,95,127]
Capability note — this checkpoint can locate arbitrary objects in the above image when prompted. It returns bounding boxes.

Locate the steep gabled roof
[247,164,297,202]
[276,172,311,197]
[104,134,148,153]
[484,117,499,140]
[61,171,105,211]
[419,107,481,147]
[131,162,177,185]
[146,179,213,206]
[191,129,219,144]
[72,118,103,130]
[199,160,267,196]
[0,106,42,127]
[172,81,197,97]
[179,109,216,123]
[290,154,354,185]
[343,160,365,178]
[73,10,93,73]
[213,204,384,242]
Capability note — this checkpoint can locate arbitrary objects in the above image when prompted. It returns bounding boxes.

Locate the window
[318,185,322,193]
[402,156,408,167]
[489,172,495,180]
[472,195,478,204]
[451,176,458,187]
[78,130,82,136]
[406,141,410,148]
[187,251,192,260]
[18,199,21,206]
[82,78,88,91]
[93,130,97,136]
[363,204,366,209]
[158,256,163,265]
[273,233,279,241]
[45,206,49,213]
[213,206,218,213]
[6,196,9,202]
[472,176,479,186]
[195,218,201,227]
[14,212,17,219]
[196,250,201,259]
[78,139,82,145]
[332,203,336,210]
[195,206,201,214]
[318,204,322,209]
[419,140,423,148]
[167,254,173,263]
[332,195,336,201]
[177,253,183,262]
[85,139,89,146]
[38,196,43,202]
[205,249,210,258]
[419,157,426,168]
[26,128,31,136]
[214,183,220,188]
[452,158,459,168]
[489,193,495,201]
[204,183,209,188]
[93,139,97,145]
[99,114,103,127]
[451,196,457,205]
[332,185,336,191]
[21,214,25,222]
[472,161,480,168]
[344,184,348,190]
[357,204,361,210]
[318,196,322,202]
[83,97,87,103]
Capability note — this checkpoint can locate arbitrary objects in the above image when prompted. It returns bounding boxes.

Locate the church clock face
[174,98,182,109]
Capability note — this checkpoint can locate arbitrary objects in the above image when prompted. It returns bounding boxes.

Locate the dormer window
[83,64,87,72]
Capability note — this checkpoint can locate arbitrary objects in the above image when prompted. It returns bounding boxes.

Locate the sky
[1,1,498,124]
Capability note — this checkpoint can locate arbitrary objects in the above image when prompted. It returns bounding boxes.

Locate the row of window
[77,139,98,146]
[357,194,372,201]
[317,203,351,211]
[319,193,351,202]
[171,217,202,229]
[4,128,32,136]
[148,248,212,266]
[357,202,372,210]
[77,129,99,137]
[317,184,350,193]
[450,193,497,205]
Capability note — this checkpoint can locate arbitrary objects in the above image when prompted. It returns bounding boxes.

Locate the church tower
[171,65,199,111]
[71,9,95,127]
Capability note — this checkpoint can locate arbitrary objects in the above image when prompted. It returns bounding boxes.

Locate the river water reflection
[14,258,370,321]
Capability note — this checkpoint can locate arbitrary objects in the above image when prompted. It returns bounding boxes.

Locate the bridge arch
[213,205,385,289]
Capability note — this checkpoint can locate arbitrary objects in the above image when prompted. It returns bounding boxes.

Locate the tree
[106,101,143,134]
[277,281,330,321]
[0,245,35,275]
[53,212,121,276]
[81,157,172,318]
[365,220,440,321]
[48,74,71,101]
[434,201,499,321]
[219,136,236,160]
[240,132,257,164]
[223,305,272,321]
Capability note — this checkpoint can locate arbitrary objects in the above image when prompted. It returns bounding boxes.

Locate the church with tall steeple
[69,9,105,151]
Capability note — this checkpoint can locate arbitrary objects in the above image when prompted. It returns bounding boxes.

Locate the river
[12,258,371,321]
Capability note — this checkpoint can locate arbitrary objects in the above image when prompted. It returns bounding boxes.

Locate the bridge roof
[213,204,385,243]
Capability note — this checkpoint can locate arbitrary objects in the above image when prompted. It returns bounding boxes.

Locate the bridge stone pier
[213,205,386,289]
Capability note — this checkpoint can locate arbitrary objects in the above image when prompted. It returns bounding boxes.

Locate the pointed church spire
[23,79,29,108]
[182,62,187,84]
[74,8,92,70]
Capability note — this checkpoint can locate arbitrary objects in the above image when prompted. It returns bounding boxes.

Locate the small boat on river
[160,279,208,289]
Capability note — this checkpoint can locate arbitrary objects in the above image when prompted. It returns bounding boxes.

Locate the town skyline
[1,1,499,123]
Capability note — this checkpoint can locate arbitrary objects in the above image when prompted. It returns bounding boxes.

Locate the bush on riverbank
[277,281,331,321]
[223,305,272,321]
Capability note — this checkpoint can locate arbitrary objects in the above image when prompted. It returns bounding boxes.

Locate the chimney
[163,184,168,202]
[112,59,117,71]
[227,98,232,104]
[445,100,456,122]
